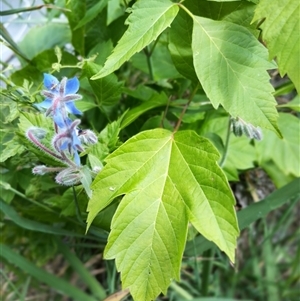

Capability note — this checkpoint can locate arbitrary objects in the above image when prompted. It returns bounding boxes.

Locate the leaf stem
[178,3,195,20]
[143,45,154,81]
[160,95,172,128]
[219,117,232,167]
[174,83,199,132]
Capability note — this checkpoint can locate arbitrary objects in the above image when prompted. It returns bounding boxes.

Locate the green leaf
[0,199,86,237]
[169,9,198,82]
[185,177,300,256]
[255,113,300,177]
[192,16,280,136]
[131,40,182,80]
[87,129,239,300]
[74,0,109,30]
[253,0,300,93]
[277,95,300,112]
[121,91,169,129]
[199,112,256,181]
[65,0,86,55]
[18,23,71,60]
[91,0,179,79]
[84,61,123,106]
[0,134,25,163]
[107,0,125,26]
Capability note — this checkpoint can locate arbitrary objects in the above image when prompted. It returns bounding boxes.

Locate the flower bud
[32,165,49,175]
[231,117,263,141]
[55,167,81,186]
[27,127,47,140]
[78,129,98,145]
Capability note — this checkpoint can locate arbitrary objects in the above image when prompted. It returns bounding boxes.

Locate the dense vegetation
[1,0,299,300]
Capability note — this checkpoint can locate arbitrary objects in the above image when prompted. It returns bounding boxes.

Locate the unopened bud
[27,127,47,140]
[32,165,49,175]
[78,129,98,145]
[55,167,81,186]
[231,117,263,141]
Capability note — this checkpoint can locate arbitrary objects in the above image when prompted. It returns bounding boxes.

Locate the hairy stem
[26,130,66,164]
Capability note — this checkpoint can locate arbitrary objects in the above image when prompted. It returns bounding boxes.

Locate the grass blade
[0,244,98,301]
[56,239,107,300]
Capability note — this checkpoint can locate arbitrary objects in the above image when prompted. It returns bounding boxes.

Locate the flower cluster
[231,117,263,141]
[27,73,98,186]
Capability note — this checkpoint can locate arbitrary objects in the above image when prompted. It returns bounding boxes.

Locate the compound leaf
[192,16,280,136]
[91,0,179,79]
[87,129,239,301]
[253,0,300,93]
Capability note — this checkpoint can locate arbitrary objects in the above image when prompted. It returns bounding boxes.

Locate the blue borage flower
[53,119,84,166]
[36,73,83,128]
[27,73,99,186]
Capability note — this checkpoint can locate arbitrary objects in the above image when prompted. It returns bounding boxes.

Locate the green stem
[0,183,58,214]
[174,83,199,132]
[178,3,195,19]
[201,249,213,296]
[160,96,172,128]
[193,237,201,290]
[144,46,154,81]
[219,117,232,167]
[169,282,193,300]
[72,186,84,225]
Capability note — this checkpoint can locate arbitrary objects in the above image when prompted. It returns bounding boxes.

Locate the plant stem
[219,117,232,167]
[72,186,84,225]
[174,83,199,132]
[144,46,154,81]
[201,249,213,296]
[26,130,67,164]
[160,96,172,128]
[193,237,201,290]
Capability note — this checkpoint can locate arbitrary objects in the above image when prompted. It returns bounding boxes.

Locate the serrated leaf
[192,17,280,136]
[74,0,108,30]
[255,113,300,177]
[169,9,198,82]
[84,61,123,106]
[87,129,239,301]
[253,0,300,93]
[91,0,179,79]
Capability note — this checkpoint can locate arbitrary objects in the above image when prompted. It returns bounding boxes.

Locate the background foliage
[1,0,299,301]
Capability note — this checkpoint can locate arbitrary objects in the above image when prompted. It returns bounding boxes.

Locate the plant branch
[160,95,172,128]
[143,46,154,81]
[174,83,199,132]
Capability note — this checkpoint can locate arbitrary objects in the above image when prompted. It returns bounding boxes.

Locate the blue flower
[36,74,83,128]
[53,119,84,166]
